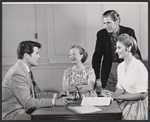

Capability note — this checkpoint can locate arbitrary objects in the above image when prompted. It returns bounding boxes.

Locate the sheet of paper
[81,97,112,106]
[68,105,101,114]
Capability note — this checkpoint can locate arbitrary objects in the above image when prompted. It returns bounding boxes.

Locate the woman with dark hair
[62,45,97,98]
[110,33,148,120]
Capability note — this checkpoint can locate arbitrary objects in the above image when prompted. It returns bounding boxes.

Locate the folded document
[81,97,112,106]
[68,105,101,114]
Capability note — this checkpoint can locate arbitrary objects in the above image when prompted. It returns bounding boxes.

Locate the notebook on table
[81,97,112,106]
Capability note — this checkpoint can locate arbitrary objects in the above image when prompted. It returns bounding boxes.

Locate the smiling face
[116,41,129,59]
[25,47,41,67]
[69,48,83,64]
[103,16,118,33]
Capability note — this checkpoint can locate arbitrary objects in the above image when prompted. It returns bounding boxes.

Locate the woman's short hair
[103,10,121,23]
[17,40,42,59]
[71,45,88,63]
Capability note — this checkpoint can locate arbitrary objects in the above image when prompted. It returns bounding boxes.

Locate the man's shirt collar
[109,25,120,35]
[19,60,30,73]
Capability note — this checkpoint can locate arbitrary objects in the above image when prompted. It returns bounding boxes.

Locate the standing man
[92,10,142,92]
[2,41,71,120]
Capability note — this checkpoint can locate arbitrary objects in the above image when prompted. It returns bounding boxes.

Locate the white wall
[2,2,148,92]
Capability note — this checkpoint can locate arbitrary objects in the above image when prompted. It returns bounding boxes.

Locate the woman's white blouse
[117,57,148,93]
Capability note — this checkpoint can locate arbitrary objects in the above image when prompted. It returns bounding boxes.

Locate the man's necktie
[29,71,35,98]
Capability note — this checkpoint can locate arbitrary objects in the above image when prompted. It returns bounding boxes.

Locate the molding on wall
[139,4,141,50]
[140,4,148,60]
[46,4,91,63]
[46,4,69,63]
[2,57,17,65]
[100,4,104,29]
[2,61,92,71]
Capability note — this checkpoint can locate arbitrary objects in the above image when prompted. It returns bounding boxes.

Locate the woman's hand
[57,90,69,98]
[110,92,119,100]
[75,85,83,89]
[115,88,125,95]
[101,89,111,97]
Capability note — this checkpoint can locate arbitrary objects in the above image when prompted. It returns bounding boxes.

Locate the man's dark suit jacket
[92,25,142,88]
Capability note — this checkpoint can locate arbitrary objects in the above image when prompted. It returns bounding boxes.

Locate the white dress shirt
[117,57,148,93]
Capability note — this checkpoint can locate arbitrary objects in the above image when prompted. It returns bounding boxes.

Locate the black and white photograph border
[2,1,149,120]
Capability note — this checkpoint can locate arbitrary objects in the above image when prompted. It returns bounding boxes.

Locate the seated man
[2,40,71,120]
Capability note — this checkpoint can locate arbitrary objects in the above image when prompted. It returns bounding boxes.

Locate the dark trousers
[105,62,119,92]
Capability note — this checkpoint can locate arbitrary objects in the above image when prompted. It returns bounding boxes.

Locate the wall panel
[46,4,88,63]
[2,3,148,92]
[101,3,148,59]
[140,4,148,59]
[2,4,36,65]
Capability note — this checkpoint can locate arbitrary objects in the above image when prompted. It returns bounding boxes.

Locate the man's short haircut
[17,40,42,59]
[103,10,121,23]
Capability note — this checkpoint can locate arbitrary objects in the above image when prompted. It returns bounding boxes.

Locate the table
[31,100,122,120]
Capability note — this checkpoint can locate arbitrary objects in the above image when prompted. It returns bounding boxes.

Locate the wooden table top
[31,99,122,120]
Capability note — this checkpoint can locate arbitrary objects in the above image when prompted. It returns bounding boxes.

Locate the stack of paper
[68,105,101,114]
[81,97,112,106]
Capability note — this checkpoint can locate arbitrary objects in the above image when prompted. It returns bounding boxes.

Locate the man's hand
[55,97,75,106]
[96,79,102,87]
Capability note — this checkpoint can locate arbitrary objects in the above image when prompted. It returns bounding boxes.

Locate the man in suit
[92,10,142,92]
[2,41,71,120]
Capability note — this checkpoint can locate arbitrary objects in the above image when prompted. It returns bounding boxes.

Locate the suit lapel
[17,60,31,86]
[17,60,35,98]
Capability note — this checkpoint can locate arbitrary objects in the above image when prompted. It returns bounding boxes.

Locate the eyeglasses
[74,86,82,101]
